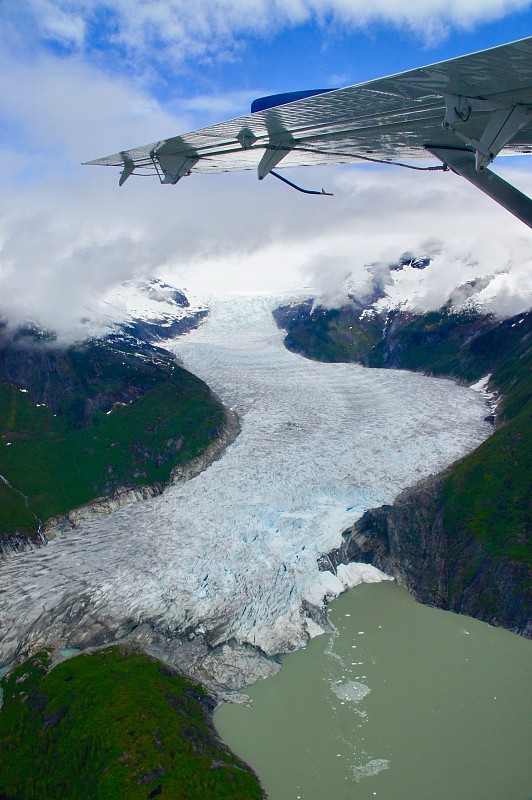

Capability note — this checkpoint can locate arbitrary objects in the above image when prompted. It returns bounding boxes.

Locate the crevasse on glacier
[0,295,491,689]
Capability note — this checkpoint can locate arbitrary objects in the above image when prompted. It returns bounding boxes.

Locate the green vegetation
[0,478,37,536]
[278,305,384,363]
[277,303,509,379]
[366,309,496,377]
[0,344,226,538]
[0,337,181,430]
[411,312,532,578]
[479,318,532,422]
[53,339,180,430]
[442,404,531,570]
[0,648,264,800]
[276,302,531,601]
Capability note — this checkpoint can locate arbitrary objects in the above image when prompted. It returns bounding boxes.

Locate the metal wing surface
[86,37,532,184]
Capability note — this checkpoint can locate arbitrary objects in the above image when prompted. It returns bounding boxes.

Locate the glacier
[0,294,491,691]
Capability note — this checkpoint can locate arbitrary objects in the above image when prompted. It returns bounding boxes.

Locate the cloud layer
[8,0,531,66]
[0,6,531,340]
[1,146,530,339]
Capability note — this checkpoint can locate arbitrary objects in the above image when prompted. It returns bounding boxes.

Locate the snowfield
[0,295,491,690]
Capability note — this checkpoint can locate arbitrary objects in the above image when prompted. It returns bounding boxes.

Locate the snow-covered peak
[327,250,532,318]
[80,278,209,340]
[142,278,189,306]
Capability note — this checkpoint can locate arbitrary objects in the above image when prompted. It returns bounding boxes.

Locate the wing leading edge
[85,37,532,227]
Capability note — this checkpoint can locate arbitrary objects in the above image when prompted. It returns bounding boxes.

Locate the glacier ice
[0,294,492,689]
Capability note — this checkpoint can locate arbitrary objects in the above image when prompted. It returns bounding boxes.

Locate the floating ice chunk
[331,680,370,703]
[337,563,392,588]
[305,617,326,639]
[352,758,390,782]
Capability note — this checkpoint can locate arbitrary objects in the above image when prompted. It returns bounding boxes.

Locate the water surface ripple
[216,582,532,800]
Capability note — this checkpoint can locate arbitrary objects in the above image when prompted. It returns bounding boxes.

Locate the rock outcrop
[322,469,531,637]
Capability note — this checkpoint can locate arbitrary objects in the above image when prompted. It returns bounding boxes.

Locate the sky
[0,1,531,338]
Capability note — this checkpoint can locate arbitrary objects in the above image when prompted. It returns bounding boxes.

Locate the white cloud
[1,155,531,339]
[280,162,532,315]
[29,0,87,48]
[0,51,192,168]
[0,39,530,340]
[4,0,531,66]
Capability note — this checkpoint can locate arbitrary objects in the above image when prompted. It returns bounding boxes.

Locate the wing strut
[427,146,532,229]
[441,95,531,171]
[257,136,294,180]
[119,154,135,186]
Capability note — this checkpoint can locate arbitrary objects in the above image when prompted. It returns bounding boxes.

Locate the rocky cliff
[322,468,531,637]
[276,298,531,636]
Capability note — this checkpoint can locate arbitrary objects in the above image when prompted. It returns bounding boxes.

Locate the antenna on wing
[269,170,333,196]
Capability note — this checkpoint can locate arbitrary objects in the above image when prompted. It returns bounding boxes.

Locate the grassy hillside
[275,302,532,618]
[0,341,226,539]
[442,404,531,571]
[273,302,384,363]
[0,648,264,800]
[0,478,38,536]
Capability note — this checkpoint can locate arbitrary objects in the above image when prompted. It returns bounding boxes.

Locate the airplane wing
[85,37,532,227]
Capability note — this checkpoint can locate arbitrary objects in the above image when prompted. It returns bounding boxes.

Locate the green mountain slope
[0,338,226,543]
[0,648,264,800]
[276,302,531,633]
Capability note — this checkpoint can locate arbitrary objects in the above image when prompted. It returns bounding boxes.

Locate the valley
[0,285,529,799]
[0,294,490,687]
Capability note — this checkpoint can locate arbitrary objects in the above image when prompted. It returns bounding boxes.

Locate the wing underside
[85,37,532,225]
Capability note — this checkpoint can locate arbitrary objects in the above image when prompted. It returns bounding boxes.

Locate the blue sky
[0,2,531,335]
[7,2,532,121]
[168,13,532,112]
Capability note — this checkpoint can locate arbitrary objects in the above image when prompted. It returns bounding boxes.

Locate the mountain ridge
[0,282,233,556]
[275,286,531,636]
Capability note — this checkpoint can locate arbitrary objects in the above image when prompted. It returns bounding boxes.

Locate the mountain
[275,268,531,636]
[0,647,265,800]
[0,282,263,798]
[0,281,229,554]
[94,277,208,343]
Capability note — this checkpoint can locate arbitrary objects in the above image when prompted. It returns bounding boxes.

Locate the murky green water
[215,582,532,800]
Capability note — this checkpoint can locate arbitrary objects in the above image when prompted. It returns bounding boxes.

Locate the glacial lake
[215,581,532,800]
